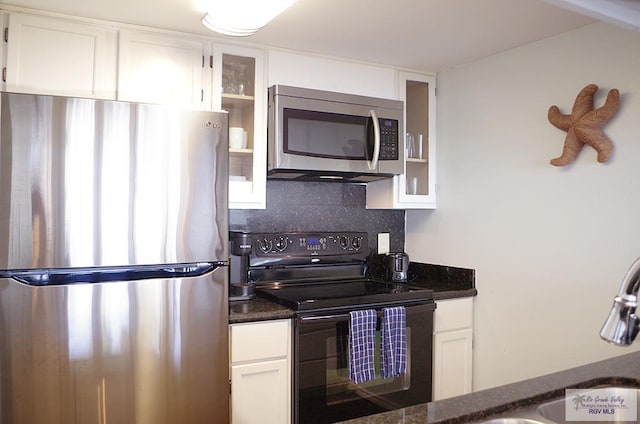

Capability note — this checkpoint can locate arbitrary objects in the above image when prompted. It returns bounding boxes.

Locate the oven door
[294,301,435,424]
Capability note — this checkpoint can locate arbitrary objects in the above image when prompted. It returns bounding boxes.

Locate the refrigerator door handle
[1,262,227,286]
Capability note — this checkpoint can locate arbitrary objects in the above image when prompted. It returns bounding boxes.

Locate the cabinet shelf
[222,93,255,108]
[229,147,253,155]
[406,157,428,163]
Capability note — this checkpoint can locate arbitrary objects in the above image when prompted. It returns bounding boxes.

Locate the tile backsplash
[229,180,405,253]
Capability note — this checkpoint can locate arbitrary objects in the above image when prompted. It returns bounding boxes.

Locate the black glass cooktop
[255,280,434,312]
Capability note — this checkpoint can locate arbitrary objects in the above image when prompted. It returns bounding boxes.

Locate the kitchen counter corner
[229,297,295,324]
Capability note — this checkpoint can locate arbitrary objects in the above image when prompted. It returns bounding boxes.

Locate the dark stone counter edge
[433,288,477,301]
[228,289,476,324]
[337,351,640,424]
[228,296,295,324]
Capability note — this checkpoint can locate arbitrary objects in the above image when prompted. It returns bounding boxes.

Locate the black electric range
[240,231,436,424]
[257,278,433,311]
[245,231,434,312]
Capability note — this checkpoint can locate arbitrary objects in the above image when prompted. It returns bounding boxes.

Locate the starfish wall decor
[548,83,620,166]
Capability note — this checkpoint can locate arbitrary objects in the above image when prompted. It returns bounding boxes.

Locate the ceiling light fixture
[201,0,297,36]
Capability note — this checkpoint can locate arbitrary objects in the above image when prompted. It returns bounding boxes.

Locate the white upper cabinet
[117,30,211,109]
[267,49,397,99]
[367,71,437,209]
[398,71,437,207]
[213,44,267,209]
[3,12,117,99]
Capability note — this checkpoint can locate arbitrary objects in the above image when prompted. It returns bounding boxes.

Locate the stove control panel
[251,232,367,256]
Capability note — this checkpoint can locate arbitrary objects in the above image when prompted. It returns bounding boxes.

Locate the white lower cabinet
[230,319,292,424]
[432,297,473,400]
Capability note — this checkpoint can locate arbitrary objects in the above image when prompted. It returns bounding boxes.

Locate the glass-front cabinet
[367,71,436,209]
[212,44,267,209]
[402,72,435,206]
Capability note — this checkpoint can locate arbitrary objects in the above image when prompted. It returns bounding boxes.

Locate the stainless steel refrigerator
[0,92,229,424]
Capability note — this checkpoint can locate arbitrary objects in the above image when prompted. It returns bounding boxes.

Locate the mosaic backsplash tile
[229,180,405,253]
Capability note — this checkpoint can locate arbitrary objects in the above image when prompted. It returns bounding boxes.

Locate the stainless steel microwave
[267,85,404,182]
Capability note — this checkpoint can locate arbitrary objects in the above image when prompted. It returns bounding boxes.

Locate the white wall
[406,22,640,391]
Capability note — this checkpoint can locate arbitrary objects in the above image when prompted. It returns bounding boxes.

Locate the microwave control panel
[379,119,399,160]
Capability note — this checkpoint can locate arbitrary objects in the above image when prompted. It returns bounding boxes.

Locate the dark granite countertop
[337,351,640,423]
[229,296,295,324]
[369,259,476,294]
[391,261,478,300]
[406,262,476,293]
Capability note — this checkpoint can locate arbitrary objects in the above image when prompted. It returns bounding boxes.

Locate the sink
[474,410,555,424]
[537,386,640,424]
[475,385,640,424]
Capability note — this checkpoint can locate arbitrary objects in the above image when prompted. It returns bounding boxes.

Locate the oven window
[325,323,411,406]
[283,108,369,160]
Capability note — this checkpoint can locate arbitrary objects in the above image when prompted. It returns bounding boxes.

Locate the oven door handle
[299,309,386,323]
[300,313,352,323]
[299,301,435,323]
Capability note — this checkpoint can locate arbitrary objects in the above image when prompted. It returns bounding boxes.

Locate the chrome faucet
[601,257,640,345]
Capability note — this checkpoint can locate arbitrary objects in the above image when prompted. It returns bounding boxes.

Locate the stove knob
[339,236,349,249]
[257,238,273,253]
[351,237,362,250]
[274,236,288,251]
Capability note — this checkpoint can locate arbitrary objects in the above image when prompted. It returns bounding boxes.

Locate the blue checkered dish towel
[381,306,407,379]
[348,309,377,384]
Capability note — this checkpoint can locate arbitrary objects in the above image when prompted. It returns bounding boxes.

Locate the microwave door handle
[368,109,380,170]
